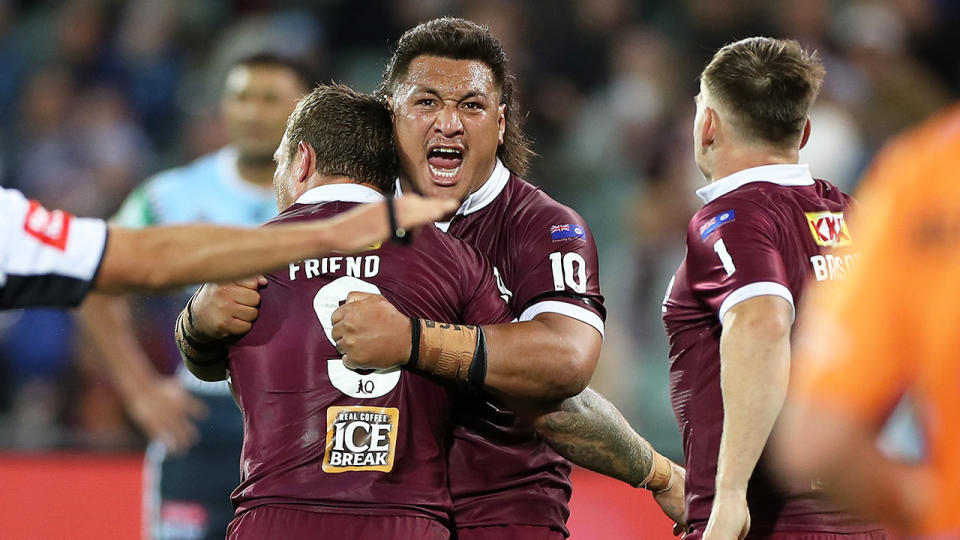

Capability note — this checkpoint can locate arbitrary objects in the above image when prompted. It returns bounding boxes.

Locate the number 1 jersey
[662,164,875,536]
[227,184,512,523]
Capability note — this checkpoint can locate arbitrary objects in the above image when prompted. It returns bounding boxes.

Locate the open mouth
[426,146,464,184]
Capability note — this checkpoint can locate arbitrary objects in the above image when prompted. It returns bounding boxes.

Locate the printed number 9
[313,276,401,399]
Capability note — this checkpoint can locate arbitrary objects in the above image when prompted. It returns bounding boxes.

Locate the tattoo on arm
[535,387,655,486]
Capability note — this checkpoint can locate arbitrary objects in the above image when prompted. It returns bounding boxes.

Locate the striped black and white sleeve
[0,188,108,309]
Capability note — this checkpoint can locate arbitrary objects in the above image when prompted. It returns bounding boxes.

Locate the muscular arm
[481,313,601,400]
[519,388,685,527]
[95,196,455,294]
[705,294,793,539]
[533,387,655,485]
[330,295,600,401]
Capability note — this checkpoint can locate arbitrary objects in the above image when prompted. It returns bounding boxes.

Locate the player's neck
[302,175,383,196]
[236,156,277,188]
[707,149,799,183]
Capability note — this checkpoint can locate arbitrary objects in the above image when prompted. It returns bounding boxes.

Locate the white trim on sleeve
[718,281,795,324]
[519,300,605,338]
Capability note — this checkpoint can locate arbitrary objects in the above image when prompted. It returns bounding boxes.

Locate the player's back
[663,165,874,536]
[228,185,511,523]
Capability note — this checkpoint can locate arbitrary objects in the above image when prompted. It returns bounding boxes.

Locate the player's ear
[384,96,395,119]
[497,103,506,146]
[701,107,716,148]
[799,118,812,150]
[295,141,314,184]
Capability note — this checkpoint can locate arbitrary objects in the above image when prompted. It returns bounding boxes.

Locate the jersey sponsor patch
[805,211,852,247]
[23,200,72,251]
[323,406,399,473]
[550,223,585,242]
[699,210,735,240]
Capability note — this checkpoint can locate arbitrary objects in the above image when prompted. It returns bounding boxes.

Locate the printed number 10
[549,252,587,293]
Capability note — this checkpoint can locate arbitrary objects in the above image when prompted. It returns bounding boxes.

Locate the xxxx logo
[805,211,852,247]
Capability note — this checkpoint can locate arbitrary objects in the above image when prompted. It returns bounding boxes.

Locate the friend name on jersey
[289,255,381,281]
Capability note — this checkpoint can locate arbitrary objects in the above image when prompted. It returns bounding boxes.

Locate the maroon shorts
[227,506,451,540]
[456,525,566,540]
[766,531,889,540]
[685,528,888,540]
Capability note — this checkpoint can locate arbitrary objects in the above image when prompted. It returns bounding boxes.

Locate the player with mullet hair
[186,17,686,539]
[179,84,512,540]
[662,37,886,539]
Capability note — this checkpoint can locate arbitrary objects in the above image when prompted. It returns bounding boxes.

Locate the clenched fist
[331,292,412,369]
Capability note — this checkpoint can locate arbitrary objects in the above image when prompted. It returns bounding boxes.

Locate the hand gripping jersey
[228,184,512,524]
[662,164,878,537]
[0,187,107,309]
[398,160,606,534]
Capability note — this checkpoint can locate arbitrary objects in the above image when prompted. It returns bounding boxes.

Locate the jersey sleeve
[459,245,514,326]
[507,202,605,337]
[687,200,793,322]
[0,188,108,308]
[111,183,157,228]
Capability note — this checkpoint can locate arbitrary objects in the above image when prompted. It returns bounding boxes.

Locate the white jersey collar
[295,183,384,205]
[217,146,275,200]
[394,159,511,231]
[696,163,814,204]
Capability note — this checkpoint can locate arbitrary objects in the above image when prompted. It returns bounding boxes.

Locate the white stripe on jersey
[717,281,796,324]
[519,300,605,338]
[0,188,107,301]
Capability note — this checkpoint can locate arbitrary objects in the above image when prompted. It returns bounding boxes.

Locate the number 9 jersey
[225,184,512,524]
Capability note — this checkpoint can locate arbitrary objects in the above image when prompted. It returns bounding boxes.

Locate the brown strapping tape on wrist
[644,452,674,493]
[417,320,478,383]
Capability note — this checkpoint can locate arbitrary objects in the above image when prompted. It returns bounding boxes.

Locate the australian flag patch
[699,210,735,240]
[551,223,585,241]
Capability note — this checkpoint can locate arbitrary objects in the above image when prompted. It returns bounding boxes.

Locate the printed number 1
[713,238,736,276]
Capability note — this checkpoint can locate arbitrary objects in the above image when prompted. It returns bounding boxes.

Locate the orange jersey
[791,103,960,537]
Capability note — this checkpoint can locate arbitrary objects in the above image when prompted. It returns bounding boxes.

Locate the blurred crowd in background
[0,0,956,459]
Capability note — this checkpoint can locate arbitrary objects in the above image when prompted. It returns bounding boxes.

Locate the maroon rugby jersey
[401,160,606,534]
[227,184,512,524]
[662,164,878,538]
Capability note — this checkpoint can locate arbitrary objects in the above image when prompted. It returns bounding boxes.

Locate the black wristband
[466,326,488,389]
[407,316,421,369]
[386,194,410,245]
[175,311,224,365]
[184,293,216,344]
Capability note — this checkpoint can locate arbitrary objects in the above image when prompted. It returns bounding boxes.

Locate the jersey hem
[235,500,450,524]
